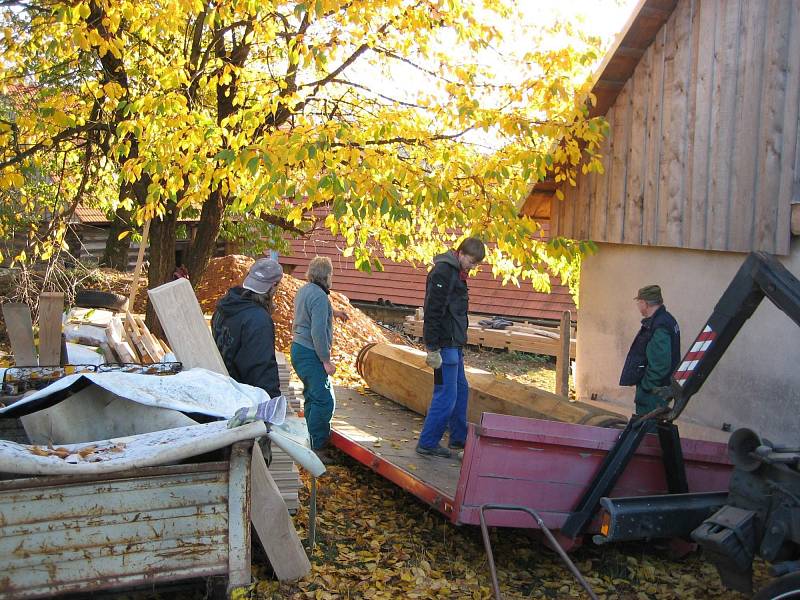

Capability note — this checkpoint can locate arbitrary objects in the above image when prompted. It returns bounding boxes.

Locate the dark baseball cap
[243,258,283,294]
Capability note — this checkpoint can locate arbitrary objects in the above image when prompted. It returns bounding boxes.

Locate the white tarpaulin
[0,368,275,420]
[0,368,325,476]
[0,420,267,475]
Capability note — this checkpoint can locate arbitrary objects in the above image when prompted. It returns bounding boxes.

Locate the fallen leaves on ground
[248,454,755,600]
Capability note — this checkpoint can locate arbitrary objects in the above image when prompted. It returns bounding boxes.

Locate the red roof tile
[280,220,577,322]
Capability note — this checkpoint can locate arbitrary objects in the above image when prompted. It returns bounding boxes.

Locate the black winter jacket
[212,286,281,398]
[423,251,469,350]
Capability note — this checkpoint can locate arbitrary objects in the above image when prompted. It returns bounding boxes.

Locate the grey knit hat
[243,258,283,294]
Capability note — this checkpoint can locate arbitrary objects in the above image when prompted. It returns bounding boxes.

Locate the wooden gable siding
[551,0,800,255]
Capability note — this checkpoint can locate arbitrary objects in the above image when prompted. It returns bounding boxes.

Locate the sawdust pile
[196,255,403,385]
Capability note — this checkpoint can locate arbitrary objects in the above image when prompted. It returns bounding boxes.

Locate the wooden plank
[128,218,151,309]
[752,0,792,253]
[105,316,138,363]
[2,303,37,366]
[123,311,151,363]
[555,311,571,397]
[607,81,632,242]
[656,0,691,247]
[685,0,716,248]
[250,442,310,581]
[134,315,165,362]
[147,278,229,375]
[622,38,650,245]
[728,0,768,251]
[707,0,742,250]
[773,1,800,254]
[642,25,666,245]
[227,442,252,592]
[37,292,64,366]
[793,203,800,236]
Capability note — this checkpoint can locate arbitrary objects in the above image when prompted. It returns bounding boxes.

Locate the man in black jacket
[416,237,485,458]
[212,258,283,398]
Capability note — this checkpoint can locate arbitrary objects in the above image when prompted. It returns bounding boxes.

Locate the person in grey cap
[619,284,681,415]
[212,257,284,398]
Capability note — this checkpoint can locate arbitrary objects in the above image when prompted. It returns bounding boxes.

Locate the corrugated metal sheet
[0,464,231,599]
[551,0,800,255]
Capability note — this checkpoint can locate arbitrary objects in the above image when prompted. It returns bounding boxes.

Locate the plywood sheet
[147,279,228,374]
[250,442,310,581]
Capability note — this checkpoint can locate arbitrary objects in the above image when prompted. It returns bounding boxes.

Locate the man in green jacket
[619,285,681,415]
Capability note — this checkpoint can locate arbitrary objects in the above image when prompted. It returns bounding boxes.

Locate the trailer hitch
[478,503,598,600]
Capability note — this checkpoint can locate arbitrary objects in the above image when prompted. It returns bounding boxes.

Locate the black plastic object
[692,505,757,593]
[75,289,128,311]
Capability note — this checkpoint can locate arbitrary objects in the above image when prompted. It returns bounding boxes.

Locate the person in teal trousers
[291,256,348,464]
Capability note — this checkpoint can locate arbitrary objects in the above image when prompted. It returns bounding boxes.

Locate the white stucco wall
[576,239,800,444]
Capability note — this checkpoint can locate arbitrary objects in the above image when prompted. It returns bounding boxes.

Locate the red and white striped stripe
[674,325,716,386]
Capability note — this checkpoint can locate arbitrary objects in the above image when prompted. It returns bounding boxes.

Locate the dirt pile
[196,255,401,385]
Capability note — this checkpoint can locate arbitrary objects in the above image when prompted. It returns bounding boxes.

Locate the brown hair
[457,237,486,261]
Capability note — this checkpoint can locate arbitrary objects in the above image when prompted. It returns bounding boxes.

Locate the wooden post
[38,292,65,366]
[556,310,571,397]
[128,218,151,310]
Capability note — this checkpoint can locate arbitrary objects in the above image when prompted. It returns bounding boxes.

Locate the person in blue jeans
[291,256,348,464]
[417,237,485,458]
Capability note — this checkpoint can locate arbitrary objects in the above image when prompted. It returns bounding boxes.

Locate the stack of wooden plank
[62,307,171,365]
[276,352,304,414]
[403,312,576,358]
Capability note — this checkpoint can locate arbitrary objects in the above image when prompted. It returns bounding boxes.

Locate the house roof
[73,205,109,224]
[521,0,678,217]
[280,222,577,322]
[588,0,678,118]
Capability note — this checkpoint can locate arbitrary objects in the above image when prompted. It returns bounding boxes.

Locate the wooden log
[356,343,625,428]
[555,311,571,397]
[38,292,64,366]
[147,278,228,374]
[2,303,37,366]
[250,442,310,581]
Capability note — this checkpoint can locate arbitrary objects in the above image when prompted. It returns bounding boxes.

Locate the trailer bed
[330,387,733,541]
[331,387,462,515]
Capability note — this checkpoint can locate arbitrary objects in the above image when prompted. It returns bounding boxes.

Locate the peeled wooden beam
[791,203,800,235]
[356,343,625,428]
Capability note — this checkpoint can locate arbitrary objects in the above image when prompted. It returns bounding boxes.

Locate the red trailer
[329,386,732,550]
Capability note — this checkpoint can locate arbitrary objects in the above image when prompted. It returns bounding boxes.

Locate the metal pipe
[308,477,317,550]
[479,504,598,600]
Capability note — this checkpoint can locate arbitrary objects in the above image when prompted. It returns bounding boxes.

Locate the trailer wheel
[753,573,800,600]
[75,289,128,311]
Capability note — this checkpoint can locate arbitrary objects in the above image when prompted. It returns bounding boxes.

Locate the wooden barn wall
[551,0,800,255]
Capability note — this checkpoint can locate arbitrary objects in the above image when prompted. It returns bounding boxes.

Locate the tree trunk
[185,189,225,287]
[101,205,134,269]
[144,207,178,339]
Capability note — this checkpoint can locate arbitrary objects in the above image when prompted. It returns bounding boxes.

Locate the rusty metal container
[0,443,252,599]
[356,343,625,428]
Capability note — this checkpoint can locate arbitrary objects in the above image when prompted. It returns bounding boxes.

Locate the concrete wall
[576,239,800,443]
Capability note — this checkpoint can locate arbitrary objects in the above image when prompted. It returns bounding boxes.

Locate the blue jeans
[291,342,336,450]
[418,347,469,449]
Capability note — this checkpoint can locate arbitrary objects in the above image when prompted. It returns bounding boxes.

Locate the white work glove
[425,350,443,369]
